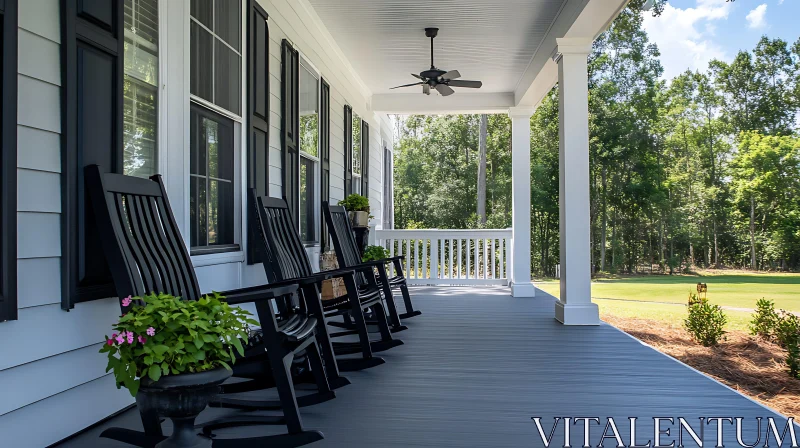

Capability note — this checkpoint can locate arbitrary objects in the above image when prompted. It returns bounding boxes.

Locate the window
[123,0,159,178]
[299,63,319,243]
[190,0,241,254]
[0,0,18,322]
[190,0,242,116]
[190,104,236,251]
[352,112,362,194]
[361,121,370,196]
[383,143,393,230]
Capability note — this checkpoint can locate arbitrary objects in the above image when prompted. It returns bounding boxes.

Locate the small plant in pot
[101,292,258,448]
[338,193,371,228]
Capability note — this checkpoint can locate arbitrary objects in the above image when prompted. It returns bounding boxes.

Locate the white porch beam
[554,38,599,325]
[371,92,514,115]
[508,107,537,298]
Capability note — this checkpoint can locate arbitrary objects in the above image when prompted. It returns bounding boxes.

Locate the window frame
[351,111,362,195]
[188,0,244,256]
[297,57,321,245]
[320,78,331,250]
[343,104,353,197]
[0,0,18,322]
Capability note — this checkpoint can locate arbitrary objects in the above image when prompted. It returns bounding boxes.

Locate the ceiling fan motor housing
[421,69,447,80]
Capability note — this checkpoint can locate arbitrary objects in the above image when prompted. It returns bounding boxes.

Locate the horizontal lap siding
[0,1,133,446]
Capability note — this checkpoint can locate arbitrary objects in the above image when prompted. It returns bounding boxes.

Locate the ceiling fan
[390,28,483,96]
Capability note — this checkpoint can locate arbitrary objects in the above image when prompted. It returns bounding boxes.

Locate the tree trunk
[477,114,487,226]
[600,166,607,271]
[713,217,719,268]
[750,194,757,270]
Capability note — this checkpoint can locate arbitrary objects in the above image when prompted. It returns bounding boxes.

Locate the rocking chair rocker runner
[251,194,403,378]
[85,165,331,448]
[323,202,421,321]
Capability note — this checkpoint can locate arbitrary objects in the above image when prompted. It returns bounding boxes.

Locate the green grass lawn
[536,272,800,332]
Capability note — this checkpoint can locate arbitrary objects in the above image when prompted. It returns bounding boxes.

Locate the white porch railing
[375,229,512,286]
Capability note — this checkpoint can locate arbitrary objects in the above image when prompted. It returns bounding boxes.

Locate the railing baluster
[499,237,504,280]
[389,238,395,278]
[457,239,462,279]
[406,239,411,279]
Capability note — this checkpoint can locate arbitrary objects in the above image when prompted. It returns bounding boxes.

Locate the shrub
[338,194,370,212]
[749,298,779,340]
[100,292,258,396]
[362,245,390,263]
[775,311,800,378]
[684,293,727,347]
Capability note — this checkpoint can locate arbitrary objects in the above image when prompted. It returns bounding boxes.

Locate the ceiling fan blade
[423,84,431,95]
[390,82,424,90]
[435,83,455,96]
[441,70,461,80]
[411,73,424,80]
[448,80,482,88]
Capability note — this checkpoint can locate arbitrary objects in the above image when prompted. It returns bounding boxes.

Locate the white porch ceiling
[306,0,568,96]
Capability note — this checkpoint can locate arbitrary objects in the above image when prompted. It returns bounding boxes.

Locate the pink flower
[106,339,114,346]
[121,296,133,307]
[146,327,155,337]
[115,332,125,344]
[126,332,135,344]
[138,335,147,344]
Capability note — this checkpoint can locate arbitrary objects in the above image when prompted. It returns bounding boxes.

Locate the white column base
[555,300,599,325]
[510,282,536,298]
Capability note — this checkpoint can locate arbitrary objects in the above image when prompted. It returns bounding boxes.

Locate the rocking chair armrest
[387,255,405,262]
[218,283,299,305]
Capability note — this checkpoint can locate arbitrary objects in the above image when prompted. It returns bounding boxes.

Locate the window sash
[300,155,317,243]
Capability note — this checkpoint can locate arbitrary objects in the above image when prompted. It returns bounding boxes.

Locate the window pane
[300,65,319,157]
[190,22,213,103]
[352,113,361,176]
[123,0,158,178]
[300,157,315,242]
[190,105,235,249]
[190,0,213,29]
[214,40,241,115]
[214,0,241,52]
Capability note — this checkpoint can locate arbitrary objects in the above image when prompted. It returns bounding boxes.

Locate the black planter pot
[136,367,233,448]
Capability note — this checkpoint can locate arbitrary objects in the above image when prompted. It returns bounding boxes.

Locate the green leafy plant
[362,245,389,262]
[775,311,800,378]
[100,292,259,397]
[684,292,727,347]
[749,298,779,340]
[338,194,370,212]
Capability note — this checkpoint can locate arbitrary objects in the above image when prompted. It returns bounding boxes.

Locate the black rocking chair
[85,165,332,448]
[252,194,403,378]
[324,202,421,321]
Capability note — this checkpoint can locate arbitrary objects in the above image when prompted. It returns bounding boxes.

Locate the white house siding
[0,1,135,447]
[0,0,392,446]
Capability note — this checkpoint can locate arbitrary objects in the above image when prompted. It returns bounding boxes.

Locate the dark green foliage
[775,311,800,378]
[684,293,727,346]
[100,292,259,396]
[362,245,390,262]
[749,298,779,339]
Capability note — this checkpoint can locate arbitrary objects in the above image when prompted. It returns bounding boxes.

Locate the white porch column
[508,107,536,297]
[554,38,599,325]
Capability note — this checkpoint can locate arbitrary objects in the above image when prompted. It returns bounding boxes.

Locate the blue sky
[641,0,800,80]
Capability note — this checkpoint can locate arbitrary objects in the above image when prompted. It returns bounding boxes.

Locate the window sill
[191,248,244,267]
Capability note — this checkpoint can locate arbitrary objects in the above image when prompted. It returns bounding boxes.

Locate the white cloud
[746,4,768,29]
[778,0,784,5]
[642,0,732,79]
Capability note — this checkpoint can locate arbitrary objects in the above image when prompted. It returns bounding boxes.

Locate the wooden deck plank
[55,287,793,448]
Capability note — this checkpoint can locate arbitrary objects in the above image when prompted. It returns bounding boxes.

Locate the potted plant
[101,292,258,448]
[362,245,390,263]
[338,193,371,228]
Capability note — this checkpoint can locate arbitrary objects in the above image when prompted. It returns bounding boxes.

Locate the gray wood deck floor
[57,287,794,448]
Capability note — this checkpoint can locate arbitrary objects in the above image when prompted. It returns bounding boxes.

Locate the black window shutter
[0,0,18,322]
[361,121,369,198]
[61,0,124,309]
[343,105,352,197]
[247,1,269,264]
[281,40,299,225]
[320,79,331,250]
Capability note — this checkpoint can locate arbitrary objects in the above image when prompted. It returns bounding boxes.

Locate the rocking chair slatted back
[85,165,202,306]
[252,192,314,284]
[323,203,364,271]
